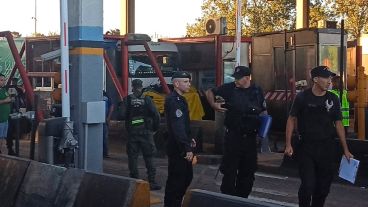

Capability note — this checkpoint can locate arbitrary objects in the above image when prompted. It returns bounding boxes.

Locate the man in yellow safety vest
[329,76,350,133]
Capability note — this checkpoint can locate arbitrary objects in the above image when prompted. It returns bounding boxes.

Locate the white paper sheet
[338,156,360,184]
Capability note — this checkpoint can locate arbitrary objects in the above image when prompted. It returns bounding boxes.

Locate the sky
[0,0,203,38]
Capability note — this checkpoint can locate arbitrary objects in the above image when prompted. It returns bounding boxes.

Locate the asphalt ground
[3,135,368,207]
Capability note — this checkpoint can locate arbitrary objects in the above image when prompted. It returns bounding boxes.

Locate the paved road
[103,150,368,207]
[9,138,368,207]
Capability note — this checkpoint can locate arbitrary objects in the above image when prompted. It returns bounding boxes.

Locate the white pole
[235,0,242,66]
[60,0,70,121]
[34,0,37,35]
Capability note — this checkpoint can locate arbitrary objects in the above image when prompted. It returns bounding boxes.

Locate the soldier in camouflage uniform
[122,79,161,190]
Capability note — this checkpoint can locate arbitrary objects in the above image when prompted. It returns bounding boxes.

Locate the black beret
[172,71,191,80]
[132,79,143,88]
[232,66,251,79]
[311,66,336,78]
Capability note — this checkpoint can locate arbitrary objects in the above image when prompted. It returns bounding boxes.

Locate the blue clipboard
[258,115,272,138]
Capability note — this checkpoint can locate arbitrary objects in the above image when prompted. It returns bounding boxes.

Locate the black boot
[8,148,16,156]
[149,182,162,191]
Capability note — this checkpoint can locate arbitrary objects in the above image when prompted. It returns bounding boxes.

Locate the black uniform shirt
[212,82,266,131]
[165,90,191,156]
[290,88,342,140]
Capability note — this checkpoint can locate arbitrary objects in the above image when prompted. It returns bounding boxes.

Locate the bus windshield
[128,52,179,78]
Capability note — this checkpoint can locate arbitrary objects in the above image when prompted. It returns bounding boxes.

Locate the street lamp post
[32,0,37,36]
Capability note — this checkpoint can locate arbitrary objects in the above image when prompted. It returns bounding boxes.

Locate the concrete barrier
[54,168,85,207]
[73,172,150,207]
[14,161,66,207]
[0,155,30,207]
[0,155,150,207]
[183,189,283,207]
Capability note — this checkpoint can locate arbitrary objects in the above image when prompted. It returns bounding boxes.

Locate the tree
[186,0,236,37]
[32,33,45,37]
[244,0,295,36]
[186,0,296,37]
[105,29,121,35]
[309,0,334,28]
[48,31,59,36]
[328,0,368,39]
[11,31,22,38]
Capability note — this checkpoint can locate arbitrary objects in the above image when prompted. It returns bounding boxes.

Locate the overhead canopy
[40,49,61,61]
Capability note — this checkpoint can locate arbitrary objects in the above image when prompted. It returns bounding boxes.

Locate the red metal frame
[160,35,252,87]
[124,40,170,94]
[0,31,44,121]
[215,35,223,86]
[0,31,34,107]
[104,35,170,96]
[6,42,25,86]
[103,51,124,100]
[122,36,129,97]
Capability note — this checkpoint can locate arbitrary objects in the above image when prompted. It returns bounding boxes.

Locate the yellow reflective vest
[329,89,350,127]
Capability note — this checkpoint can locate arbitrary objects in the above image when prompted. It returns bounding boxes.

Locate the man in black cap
[285,66,353,207]
[164,71,196,207]
[206,66,267,198]
[121,78,161,190]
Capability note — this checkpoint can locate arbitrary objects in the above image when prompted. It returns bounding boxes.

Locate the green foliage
[327,0,368,39]
[186,0,295,37]
[32,33,45,37]
[47,31,59,36]
[11,32,22,38]
[244,0,296,35]
[105,29,121,35]
[309,0,334,28]
[186,0,368,39]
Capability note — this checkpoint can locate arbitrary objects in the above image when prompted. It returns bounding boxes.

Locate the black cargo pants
[220,130,257,198]
[127,132,156,183]
[297,139,336,207]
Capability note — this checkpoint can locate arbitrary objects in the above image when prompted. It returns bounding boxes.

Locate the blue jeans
[0,121,9,138]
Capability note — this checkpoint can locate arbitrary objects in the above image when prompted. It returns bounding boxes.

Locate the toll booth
[252,28,347,135]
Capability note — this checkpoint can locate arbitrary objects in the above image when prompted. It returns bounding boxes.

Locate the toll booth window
[223,61,235,84]
[128,52,178,78]
[295,46,316,85]
[33,77,54,91]
[319,45,340,74]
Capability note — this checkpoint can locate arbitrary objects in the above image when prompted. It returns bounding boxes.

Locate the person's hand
[191,139,196,148]
[343,150,354,163]
[284,145,294,157]
[184,152,194,161]
[192,155,198,165]
[5,97,12,103]
[212,102,227,113]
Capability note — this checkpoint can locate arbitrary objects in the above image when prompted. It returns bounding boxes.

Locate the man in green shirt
[0,73,11,153]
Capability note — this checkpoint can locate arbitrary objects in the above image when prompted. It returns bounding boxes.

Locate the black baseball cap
[311,66,336,78]
[232,66,251,80]
[132,79,143,88]
[172,71,191,80]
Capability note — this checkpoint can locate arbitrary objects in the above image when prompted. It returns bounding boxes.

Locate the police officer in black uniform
[285,66,353,207]
[206,66,267,198]
[122,79,161,190]
[164,71,195,207]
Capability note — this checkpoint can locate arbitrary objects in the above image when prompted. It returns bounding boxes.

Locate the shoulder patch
[176,109,183,117]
